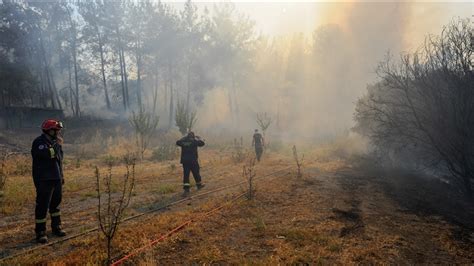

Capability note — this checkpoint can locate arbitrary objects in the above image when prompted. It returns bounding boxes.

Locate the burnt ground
[1,153,473,264]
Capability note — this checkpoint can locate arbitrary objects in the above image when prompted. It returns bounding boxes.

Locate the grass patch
[253,215,266,233]
[283,228,308,242]
[0,175,35,215]
[327,242,342,252]
[313,235,330,246]
[155,184,177,195]
[64,179,85,192]
[81,191,97,199]
[289,252,313,265]
[282,229,332,247]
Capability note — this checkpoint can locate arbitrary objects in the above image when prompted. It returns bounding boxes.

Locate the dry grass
[0,174,35,215]
[1,132,473,265]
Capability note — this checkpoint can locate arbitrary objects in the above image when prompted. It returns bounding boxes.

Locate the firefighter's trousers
[34,180,62,233]
[182,161,202,190]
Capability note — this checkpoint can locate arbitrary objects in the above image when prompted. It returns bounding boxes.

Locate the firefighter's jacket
[176,137,205,164]
[31,134,63,182]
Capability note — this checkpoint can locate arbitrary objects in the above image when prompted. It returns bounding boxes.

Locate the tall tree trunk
[38,35,57,109]
[152,72,159,115]
[38,68,46,108]
[97,28,111,110]
[68,58,76,115]
[66,7,78,114]
[50,70,63,110]
[136,41,142,111]
[164,75,168,115]
[119,49,127,110]
[121,47,129,109]
[72,46,80,116]
[53,83,62,110]
[186,66,191,112]
[168,63,174,128]
[116,26,128,111]
[43,34,57,109]
[232,73,239,127]
[44,65,56,109]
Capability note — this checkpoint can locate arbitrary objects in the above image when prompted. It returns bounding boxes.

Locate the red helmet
[41,119,63,131]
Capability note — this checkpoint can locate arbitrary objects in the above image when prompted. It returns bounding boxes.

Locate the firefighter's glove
[62,178,65,185]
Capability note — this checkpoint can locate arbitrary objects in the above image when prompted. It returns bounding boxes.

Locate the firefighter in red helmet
[31,119,66,243]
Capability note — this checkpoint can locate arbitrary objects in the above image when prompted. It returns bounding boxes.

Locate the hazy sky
[169,1,472,51]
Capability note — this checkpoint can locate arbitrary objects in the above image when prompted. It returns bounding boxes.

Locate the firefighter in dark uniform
[176,131,205,196]
[252,129,264,162]
[31,119,66,243]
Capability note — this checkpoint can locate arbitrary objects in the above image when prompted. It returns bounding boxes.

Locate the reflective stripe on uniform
[183,183,191,187]
[49,147,56,158]
[36,218,47,223]
[51,211,61,217]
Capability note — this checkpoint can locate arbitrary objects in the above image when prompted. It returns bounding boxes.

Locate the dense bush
[354,19,473,198]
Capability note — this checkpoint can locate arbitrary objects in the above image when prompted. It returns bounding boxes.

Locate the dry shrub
[95,153,136,264]
[106,135,136,158]
[232,137,246,163]
[243,156,257,199]
[129,110,159,159]
[175,100,197,135]
[293,145,304,178]
[256,112,272,136]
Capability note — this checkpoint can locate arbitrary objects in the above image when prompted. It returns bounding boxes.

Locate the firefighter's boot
[35,218,48,243]
[52,226,66,237]
[196,183,205,190]
[182,188,190,198]
[36,231,48,244]
[51,214,66,237]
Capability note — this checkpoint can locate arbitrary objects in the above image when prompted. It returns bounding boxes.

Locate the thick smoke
[195,2,410,141]
[194,1,470,143]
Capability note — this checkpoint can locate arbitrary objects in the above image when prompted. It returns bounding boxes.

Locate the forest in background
[0,1,472,196]
[1,0,411,137]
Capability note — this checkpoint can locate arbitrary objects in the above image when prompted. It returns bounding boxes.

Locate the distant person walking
[31,119,67,244]
[176,132,205,197]
[252,129,264,162]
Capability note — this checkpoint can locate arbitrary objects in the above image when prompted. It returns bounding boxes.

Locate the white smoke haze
[1,1,470,143]
[181,2,437,142]
[187,1,471,142]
